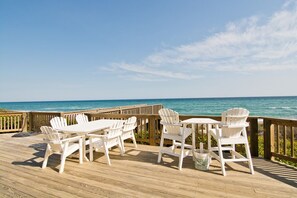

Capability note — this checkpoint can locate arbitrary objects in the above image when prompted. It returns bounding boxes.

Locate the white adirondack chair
[50,117,67,129]
[50,117,69,138]
[75,113,92,146]
[40,126,83,173]
[121,116,137,153]
[88,121,124,165]
[76,114,89,124]
[208,108,254,176]
[158,108,192,170]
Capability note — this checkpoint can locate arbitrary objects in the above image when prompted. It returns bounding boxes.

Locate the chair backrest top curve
[158,108,181,135]
[76,114,89,124]
[221,108,249,125]
[50,117,67,129]
[40,126,63,151]
[221,108,249,138]
[123,116,137,132]
[107,120,124,139]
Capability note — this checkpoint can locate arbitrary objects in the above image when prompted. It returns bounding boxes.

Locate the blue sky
[1,0,297,102]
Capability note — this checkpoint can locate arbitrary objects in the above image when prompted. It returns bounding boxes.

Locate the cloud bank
[107,1,297,81]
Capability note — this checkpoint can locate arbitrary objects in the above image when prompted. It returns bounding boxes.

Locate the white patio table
[180,118,221,151]
[55,119,124,162]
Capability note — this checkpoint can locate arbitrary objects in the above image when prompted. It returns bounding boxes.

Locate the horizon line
[1,95,296,103]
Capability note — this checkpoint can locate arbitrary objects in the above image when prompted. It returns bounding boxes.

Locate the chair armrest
[225,115,248,118]
[61,135,82,143]
[87,134,106,138]
[160,121,182,127]
[220,122,249,128]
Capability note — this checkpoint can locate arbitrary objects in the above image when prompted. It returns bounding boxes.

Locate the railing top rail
[63,104,163,113]
[0,112,24,116]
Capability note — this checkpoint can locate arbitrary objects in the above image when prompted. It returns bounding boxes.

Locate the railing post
[263,118,272,160]
[149,116,156,146]
[27,112,33,132]
[249,118,258,157]
[22,112,28,132]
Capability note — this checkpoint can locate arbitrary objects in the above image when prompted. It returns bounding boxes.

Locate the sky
[1,0,297,102]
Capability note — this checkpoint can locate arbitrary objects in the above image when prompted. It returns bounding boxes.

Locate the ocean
[0,96,297,119]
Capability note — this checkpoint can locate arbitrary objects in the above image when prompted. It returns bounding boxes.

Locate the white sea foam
[281,107,291,109]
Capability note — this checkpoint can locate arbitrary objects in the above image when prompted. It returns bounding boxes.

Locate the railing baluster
[283,125,287,156]
[276,124,280,154]
[291,126,294,157]
[10,116,13,130]
[16,116,19,130]
[4,117,6,130]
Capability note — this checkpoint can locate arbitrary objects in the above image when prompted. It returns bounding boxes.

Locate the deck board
[0,133,296,198]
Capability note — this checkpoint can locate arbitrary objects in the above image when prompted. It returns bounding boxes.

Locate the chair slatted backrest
[76,114,89,124]
[158,108,181,135]
[40,126,63,152]
[50,117,67,129]
[107,121,124,139]
[123,116,137,132]
[221,108,249,138]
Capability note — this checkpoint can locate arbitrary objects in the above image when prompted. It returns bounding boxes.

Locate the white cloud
[109,62,201,81]
[107,1,297,81]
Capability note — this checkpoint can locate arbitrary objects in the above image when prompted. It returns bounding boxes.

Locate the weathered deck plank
[0,133,296,197]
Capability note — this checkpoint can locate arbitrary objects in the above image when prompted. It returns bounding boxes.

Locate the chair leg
[244,142,254,174]
[178,139,185,170]
[89,138,94,162]
[59,154,67,173]
[103,144,111,165]
[158,134,164,163]
[118,137,124,156]
[79,138,83,164]
[217,140,226,176]
[42,145,51,169]
[231,144,235,159]
[132,132,137,148]
[172,140,177,153]
[82,138,87,160]
[120,137,125,154]
[59,142,70,174]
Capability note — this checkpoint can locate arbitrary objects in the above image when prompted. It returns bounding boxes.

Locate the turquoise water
[0,96,297,119]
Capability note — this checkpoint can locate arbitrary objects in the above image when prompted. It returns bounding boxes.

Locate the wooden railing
[0,107,296,165]
[263,117,297,164]
[0,113,26,132]
[87,113,297,165]
[0,104,163,133]
[29,112,61,132]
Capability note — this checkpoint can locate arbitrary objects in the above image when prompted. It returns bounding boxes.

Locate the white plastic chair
[88,121,124,165]
[158,108,193,170]
[40,126,83,173]
[121,116,137,153]
[76,114,89,124]
[208,108,254,176]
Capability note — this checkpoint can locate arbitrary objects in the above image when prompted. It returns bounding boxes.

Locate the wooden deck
[0,133,296,198]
